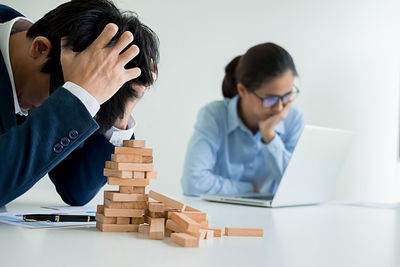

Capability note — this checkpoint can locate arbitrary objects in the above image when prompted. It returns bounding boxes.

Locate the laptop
[200,125,354,208]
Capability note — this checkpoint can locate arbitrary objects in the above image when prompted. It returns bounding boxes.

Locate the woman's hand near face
[259,102,292,144]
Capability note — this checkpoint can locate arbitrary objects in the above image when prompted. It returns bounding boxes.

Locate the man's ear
[29,36,52,59]
[237,83,248,98]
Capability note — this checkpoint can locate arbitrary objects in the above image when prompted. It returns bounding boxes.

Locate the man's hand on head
[60,23,141,105]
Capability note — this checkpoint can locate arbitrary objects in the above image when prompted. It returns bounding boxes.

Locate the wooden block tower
[96,140,157,232]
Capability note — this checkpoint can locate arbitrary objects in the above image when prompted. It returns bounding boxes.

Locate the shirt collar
[0,16,33,116]
[227,94,286,135]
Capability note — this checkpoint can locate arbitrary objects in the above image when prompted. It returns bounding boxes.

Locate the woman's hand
[259,102,291,144]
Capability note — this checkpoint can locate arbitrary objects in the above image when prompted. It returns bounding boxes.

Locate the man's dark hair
[27,0,159,133]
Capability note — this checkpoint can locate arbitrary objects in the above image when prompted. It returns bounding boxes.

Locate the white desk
[1,182,399,267]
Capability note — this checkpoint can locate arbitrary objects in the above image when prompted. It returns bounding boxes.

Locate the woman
[181,42,305,196]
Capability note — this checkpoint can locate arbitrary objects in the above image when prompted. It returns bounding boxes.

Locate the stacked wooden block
[96,140,157,232]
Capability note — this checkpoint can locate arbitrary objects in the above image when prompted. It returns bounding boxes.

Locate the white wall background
[4,0,400,202]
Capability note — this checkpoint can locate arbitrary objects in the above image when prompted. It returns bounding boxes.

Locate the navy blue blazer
[0,5,132,206]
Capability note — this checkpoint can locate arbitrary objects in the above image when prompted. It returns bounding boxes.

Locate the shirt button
[60,137,71,147]
[68,130,79,140]
[53,143,63,153]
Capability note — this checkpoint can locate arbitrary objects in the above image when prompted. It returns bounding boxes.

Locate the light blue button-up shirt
[181,95,305,196]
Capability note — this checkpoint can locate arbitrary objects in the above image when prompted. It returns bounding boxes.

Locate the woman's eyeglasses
[252,85,300,108]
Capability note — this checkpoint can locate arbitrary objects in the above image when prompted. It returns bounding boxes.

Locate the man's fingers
[113,31,134,53]
[119,44,140,65]
[124,67,141,82]
[90,23,119,49]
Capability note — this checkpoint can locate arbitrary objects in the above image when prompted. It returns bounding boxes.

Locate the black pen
[23,214,96,223]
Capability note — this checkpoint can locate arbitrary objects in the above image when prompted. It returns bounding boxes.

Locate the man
[0,0,159,206]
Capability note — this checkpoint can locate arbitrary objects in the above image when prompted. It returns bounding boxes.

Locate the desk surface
[1,184,399,267]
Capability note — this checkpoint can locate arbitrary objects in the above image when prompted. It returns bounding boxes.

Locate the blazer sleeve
[48,131,135,206]
[0,88,99,207]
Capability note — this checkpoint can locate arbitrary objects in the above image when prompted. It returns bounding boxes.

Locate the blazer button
[68,129,79,140]
[60,137,71,147]
[53,143,63,153]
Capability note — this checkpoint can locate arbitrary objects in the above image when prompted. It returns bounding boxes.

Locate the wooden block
[148,190,185,211]
[132,172,146,179]
[145,171,157,179]
[148,211,167,218]
[148,201,165,212]
[103,168,132,178]
[111,153,143,163]
[96,222,138,232]
[104,199,122,209]
[122,201,148,209]
[165,228,173,237]
[115,147,153,156]
[183,205,201,212]
[224,227,264,237]
[95,213,117,224]
[170,233,199,248]
[104,191,148,202]
[138,224,150,233]
[202,227,222,237]
[199,220,208,228]
[105,161,154,172]
[116,217,130,224]
[104,208,144,217]
[149,218,165,240]
[108,177,149,187]
[168,211,207,223]
[123,140,146,148]
[169,212,200,232]
[142,156,153,163]
[205,230,214,239]
[131,217,145,224]
[165,220,203,239]
[97,205,104,213]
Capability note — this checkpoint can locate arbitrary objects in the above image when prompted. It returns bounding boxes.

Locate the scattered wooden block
[95,213,117,224]
[105,161,154,172]
[104,191,148,202]
[170,233,199,248]
[96,222,139,232]
[97,205,104,213]
[199,220,208,228]
[115,147,153,156]
[149,218,165,240]
[103,168,132,178]
[165,220,203,239]
[148,201,165,212]
[131,217,145,225]
[116,217,130,224]
[148,190,185,211]
[121,201,148,209]
[224,227,264,237]
[138,224,150,234]
[165,228,173,237]
[204,230,214,239]
[108,177,149,187]
[169,212,200,233]
[123,140,146,148]
[104,208,144,218]
[148,211,167,218]
[184,205,201,212]
[168,211,207,223]
[104,199,122,209]
[145,171,157,179]
[202,227,222,237]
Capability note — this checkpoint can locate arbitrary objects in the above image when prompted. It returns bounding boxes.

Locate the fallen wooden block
[148,190,185,211]
[104,208,144,218]
[148,201,165,212]
[103,168,132,178]
[169,212,200,232]
[96,222,139,232]
[170,233,199,248]
[165,219,203,239]
[168,211,207,223]
[123,140,146,148]
[138,224,150,234]
[202,227,222,237]
[184,205,201,212]
[115,147,153,156]
[95,213,117,224]
[116,217,130,224]
[149,218,165,240]
[108,177,149,187]
[105,161,154,172]
[224,227,264,237]
[148,211,167,218]
[145,171,157,179]
[104,191,148,202]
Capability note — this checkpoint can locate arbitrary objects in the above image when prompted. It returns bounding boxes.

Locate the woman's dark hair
[27,0,159,133]
[222,42,297,98]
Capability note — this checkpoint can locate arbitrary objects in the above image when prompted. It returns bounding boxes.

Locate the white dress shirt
[0,17,135,146]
